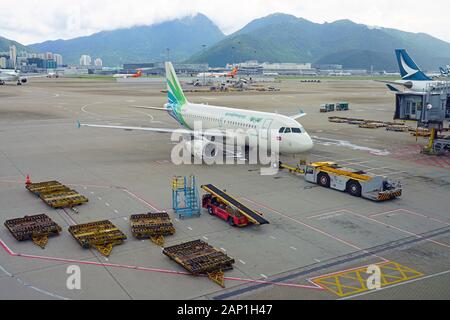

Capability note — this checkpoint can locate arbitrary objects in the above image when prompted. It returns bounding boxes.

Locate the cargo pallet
[4,214,62,248]
[163,240,235,287]
[26,180,88,208]
[130,212,175,246]
[68,220,127,257]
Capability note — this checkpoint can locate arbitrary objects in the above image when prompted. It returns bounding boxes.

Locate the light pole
[202,44,207,86]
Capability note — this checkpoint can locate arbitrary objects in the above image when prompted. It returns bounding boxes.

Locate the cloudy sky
[2,0,449,45]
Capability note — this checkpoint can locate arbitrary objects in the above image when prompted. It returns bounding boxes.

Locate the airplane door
[261,119,273,140]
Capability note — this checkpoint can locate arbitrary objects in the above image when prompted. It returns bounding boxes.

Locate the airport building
[226,61,315,76]
[122,62,208,75]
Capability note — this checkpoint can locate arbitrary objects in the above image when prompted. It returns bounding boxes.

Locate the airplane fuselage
[392,79,450,92]
[171,102,314,154]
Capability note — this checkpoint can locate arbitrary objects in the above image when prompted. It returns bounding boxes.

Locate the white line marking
[270,236,277,240]
[187,227,193,231]
[239,260,246,265]
[202,236,208,240]
[260,274,268,279]
[290,246,298,251]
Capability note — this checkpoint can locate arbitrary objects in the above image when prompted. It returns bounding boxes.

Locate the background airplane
[0,69,52,85]
[381,49,449,92]
[439,66,450,77]
[196,66,239,79]
[113,69,143,78]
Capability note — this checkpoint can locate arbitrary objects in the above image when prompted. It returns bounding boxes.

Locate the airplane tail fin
[230,66,239,77]
[440,67,449,76]
[395,49,431,81]
[165,62,188,106]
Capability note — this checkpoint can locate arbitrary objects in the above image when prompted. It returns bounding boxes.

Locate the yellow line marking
[312,261,424,297]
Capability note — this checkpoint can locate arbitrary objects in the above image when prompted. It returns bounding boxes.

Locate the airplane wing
[76,121,226,138]
[375,80,412,89]
[132,106,168,111]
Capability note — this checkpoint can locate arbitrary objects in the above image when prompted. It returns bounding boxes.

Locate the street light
[202,44,207,86]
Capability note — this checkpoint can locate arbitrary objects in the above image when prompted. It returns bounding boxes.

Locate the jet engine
[21,78,28,84]
[184,139,217,159]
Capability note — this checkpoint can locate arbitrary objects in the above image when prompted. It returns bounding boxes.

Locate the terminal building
[122,62,208,75]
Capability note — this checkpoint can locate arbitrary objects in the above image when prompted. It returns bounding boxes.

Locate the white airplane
[78,62,313,159]
[381,49,450,92]
[0,69,27,85]
[113,69,143,79]
[196,66,239,79]
[0,69,54,85]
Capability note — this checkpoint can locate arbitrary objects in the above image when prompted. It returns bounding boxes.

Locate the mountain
[29,14,225,66]
[0,36,30,53]
[189,13,450,70]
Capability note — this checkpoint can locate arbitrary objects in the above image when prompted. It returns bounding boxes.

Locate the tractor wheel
[317,173,331,188]
[208,207,214,215]
[228,217,235,227]
[347,180,362,197]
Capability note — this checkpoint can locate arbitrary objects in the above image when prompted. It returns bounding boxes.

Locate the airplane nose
[299,133,314,152]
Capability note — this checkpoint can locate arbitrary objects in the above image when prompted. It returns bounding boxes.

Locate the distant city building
[94,58,103,67]
[0,57,6,69]
[9,45,17,69]
[53,54,63,66]
[79,55,92,66]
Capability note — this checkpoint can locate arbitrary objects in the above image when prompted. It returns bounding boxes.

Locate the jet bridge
[394,85,450,155]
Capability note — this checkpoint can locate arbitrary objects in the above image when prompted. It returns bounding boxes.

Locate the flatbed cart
[69,220,127,257]
[163,239,235,287]
[4,214,62,248]
[201,184,269,226]
[130,212,175,246]
[279,161,402,202]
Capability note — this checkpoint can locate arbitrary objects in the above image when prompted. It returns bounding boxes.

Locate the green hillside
[189,13,450,70]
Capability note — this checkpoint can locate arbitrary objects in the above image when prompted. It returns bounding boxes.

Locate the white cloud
[0,0,449,44]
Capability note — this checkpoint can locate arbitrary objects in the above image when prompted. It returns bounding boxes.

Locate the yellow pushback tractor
[279,161,402,202]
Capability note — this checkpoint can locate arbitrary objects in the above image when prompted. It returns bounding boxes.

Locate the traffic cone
[25,175,31,185]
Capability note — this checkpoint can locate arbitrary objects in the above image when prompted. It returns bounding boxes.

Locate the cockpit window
[279,127,285,133]
[285,128,291,133]
[292,128,302,133]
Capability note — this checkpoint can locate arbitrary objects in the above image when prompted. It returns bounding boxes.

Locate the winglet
[291,109,307,120]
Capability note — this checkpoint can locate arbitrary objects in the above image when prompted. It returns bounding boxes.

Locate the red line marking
[0,239,323,291]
